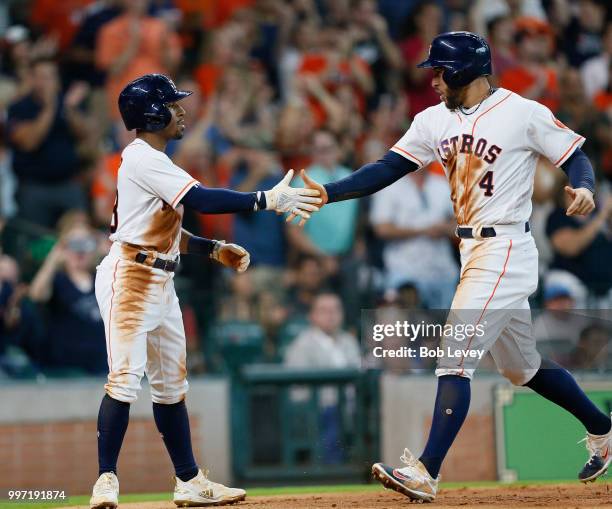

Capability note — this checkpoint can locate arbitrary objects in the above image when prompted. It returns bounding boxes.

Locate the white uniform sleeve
[526,102,585,167]
[389,111,436,169]
[131,153,199,208]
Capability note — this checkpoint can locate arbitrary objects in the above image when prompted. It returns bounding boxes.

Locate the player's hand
[286,170,329,225]
[565,186,595,216]
[264,169,322,226]
[211,241,250,273]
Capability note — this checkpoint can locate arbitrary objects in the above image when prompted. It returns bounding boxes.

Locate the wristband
[187,236,216,256]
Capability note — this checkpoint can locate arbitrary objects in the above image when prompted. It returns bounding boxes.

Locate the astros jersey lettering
[391,88,585,384]
[391,88,584,226]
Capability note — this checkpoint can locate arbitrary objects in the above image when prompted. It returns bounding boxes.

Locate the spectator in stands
[0,26,33,107]
[398,1,443,118]
[284,292,361,463]
[297,25,374,131]
[7,57,91,228]
[95,0,182,120]
[231,149,287,279]
[581,21,612,101]
[65,0,122,87]
[0,254,41,373]
[555,68,610,175]
[546,186,612,300]
[91,122,134,227]
[561,0,607,68]
[285,292,361,371]
[349,0,403,102]
[487,15,517,82]
[533,283,590,365]
[0,121,17,220]
[370,169,458,309]
[573,324,611,372]
[500,17,559,112]
[29,218,106,374]
[279,20,319,102]
[287,130,358,260]
[286,255,328,321]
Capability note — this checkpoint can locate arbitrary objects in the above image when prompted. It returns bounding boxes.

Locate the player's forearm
[560,148,595,193]
[180,184,265,214]
[180,228,217,256]
[324,151,418,203]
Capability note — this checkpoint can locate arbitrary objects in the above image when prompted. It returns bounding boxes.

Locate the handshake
[210,169,328,274]
[264,169,328,226]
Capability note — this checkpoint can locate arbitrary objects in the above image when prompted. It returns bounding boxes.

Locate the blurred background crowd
[0,0,611,379]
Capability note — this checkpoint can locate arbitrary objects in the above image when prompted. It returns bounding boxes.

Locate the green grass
[0,479,600,509]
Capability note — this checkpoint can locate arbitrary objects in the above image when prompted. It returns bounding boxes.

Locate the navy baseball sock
[525,359,611,435]
[153,400,199,482]
[97,394,130,476]
[419,375,471,478]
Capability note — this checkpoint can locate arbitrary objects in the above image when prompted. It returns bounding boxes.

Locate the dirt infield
[65,482,612,509]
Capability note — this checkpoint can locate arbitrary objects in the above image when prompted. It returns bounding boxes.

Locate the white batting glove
[264,169,322,224]
[211,241,250,273]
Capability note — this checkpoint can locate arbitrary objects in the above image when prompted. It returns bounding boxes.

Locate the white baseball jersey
[109,138,199,256]
[388,88,586,384]
[390,88,584,226]
[96,138,199,404]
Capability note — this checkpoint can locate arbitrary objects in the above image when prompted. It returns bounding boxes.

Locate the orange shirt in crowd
[594,91,612,111]
[194,63,223,99]
[30,0,93,50]
[91,152,121,221]
[96,14,181,119]
[499,66,559,112]
[298,53,371,127]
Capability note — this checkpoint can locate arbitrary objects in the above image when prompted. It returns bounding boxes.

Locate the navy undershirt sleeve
[324,150,419,203]
[187,235,215,256]
[180,183,265,213]
[560,148,595,193]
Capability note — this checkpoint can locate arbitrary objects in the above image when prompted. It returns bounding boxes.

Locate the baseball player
[89,74,321,508]
[297,32,612,502]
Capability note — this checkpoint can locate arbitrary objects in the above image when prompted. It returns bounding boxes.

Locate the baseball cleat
[372,448,438,502]
[173,469,246,506]
[90,472,119,509]
[579,417,612,483]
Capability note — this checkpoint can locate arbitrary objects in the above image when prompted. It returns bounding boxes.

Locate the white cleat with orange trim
[579,415,612,483]
[372,448,439,502]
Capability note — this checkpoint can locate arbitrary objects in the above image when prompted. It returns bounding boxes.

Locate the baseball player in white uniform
[298,32,611,502]
[89,74,321,508]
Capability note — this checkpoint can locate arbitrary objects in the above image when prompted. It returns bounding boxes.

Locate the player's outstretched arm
[289,151,419,221]
[180,170,321,224]
[179,228,250,273]
[560,149,595,216]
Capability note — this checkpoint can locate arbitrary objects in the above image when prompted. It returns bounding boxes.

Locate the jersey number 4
[479,171,494,197]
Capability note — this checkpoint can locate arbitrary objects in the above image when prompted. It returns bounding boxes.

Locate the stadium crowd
[0,0,611,378]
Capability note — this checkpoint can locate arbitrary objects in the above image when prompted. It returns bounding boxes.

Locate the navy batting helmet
[118,74,192,132]
[417,32,492,88]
